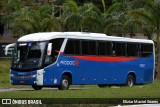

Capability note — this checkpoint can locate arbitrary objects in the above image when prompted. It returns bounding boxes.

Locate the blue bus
[5,32,155,90]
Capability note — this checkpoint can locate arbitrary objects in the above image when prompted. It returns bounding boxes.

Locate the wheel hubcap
[128,78,133,87]
[62,79,68,89]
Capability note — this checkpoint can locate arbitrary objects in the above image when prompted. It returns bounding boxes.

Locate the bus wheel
[32,85,43,90]
[58,75,70,90]
[126,75,134,87]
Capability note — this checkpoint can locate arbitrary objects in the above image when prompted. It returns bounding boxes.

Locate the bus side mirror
[47,43,52,56]
[5,43,15,55]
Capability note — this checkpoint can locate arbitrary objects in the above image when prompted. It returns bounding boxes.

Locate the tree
[130,0,160,79]
[62,0,102,32]
[104,0,141,37]
[3,3,61,36]
[62,0,80,31]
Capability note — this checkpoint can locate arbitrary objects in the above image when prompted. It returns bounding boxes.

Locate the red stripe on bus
[72,56,137,62]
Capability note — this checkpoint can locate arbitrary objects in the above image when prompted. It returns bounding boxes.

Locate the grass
[0,58,11,73]
[0,59,160,99]
[0,58,12,87]
[0,81,160,98]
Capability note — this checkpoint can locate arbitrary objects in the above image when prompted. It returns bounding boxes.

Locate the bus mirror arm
[55,50,64,54]
[5,43,15,56]
[55,50,60,53]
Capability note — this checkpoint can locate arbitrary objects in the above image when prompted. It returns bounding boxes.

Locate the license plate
[19,80,25,83]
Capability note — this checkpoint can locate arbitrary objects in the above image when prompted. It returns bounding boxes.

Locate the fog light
[34,81,37,83]
[54,78,57,84]
[31,74,36,78]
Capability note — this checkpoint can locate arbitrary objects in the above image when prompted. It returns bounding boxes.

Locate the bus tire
[58,75,70,90]
[32,85,43,90]
[126,75,134,87]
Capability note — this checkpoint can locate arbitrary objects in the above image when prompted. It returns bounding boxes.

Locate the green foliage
[101,0,106,13]
[3,0,23,13]
[0,59,11,87]
[130,0,160,38]
[104,0,141,37]
[1,0,160,39]
[2,3,61,36]
[62,0,103,32]
[0,58,11,73]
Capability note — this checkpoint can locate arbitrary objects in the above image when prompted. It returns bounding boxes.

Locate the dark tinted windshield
[11,42,46,71]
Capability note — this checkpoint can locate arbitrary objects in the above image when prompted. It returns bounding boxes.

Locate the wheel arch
[62,71,72,85]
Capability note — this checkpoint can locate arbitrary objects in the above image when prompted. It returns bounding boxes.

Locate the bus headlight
[31,74,36,78]
[37,71,45,75]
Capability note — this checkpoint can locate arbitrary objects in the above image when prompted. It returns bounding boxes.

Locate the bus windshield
[11,42,47,70]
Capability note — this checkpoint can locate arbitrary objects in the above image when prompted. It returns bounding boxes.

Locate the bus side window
[115,42,126,56]
[127,43,138,57]
[97,41,112,56]
[64,39,74,55]
[140,44,153,57]
[81,40,96,55]
[64,39,80,55]
[81,40,89,55]
[98,41,106,56]
[88,41,96,55]
[74,40,80,55]
[44,38,64,66]
[112,42,116,56]
[106,42,112,56]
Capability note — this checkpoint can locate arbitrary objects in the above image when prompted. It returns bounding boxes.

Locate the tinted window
[127,43,138,57]
[64,39,80,55]
[140,44,153,57]
[81,41,89,55]
[98,42,106,55]
[74,40,80,55]
[64,39,74,54]
[98,41,112,56]
[81,40,96,55]
[51,39,64,55]
[106,42,112,55]
[44,38,64,66]
[88,41,96,55]
[115,43,126,56]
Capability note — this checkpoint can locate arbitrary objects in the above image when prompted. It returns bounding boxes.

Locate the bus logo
[60,60,79,66]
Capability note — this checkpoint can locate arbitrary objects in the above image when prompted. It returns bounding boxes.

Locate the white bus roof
[18,32,153,43]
